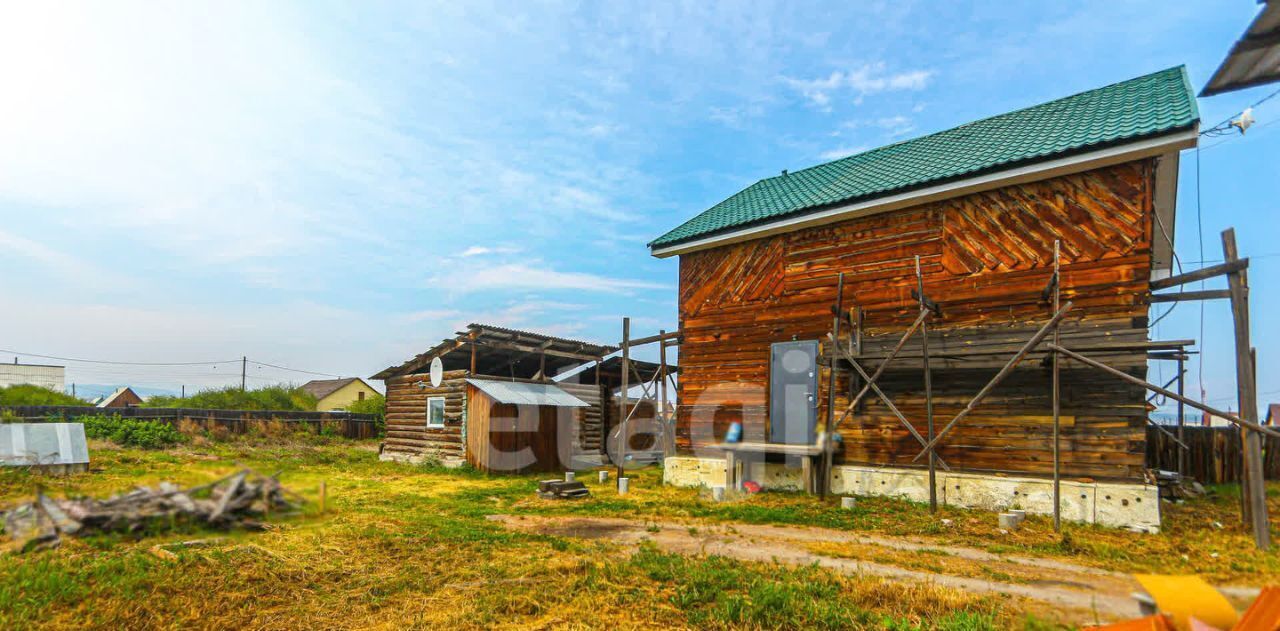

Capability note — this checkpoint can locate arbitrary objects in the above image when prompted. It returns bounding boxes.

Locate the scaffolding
[823,229,1275,550]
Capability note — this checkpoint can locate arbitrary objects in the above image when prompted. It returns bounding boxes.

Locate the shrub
[144,385,317,411]
[80,415,186,449]
[345,393,386,436]
[0,384,88,407]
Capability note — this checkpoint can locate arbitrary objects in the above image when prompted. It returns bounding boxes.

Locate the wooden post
[822,273,844,497]
[241,356,247,392]
[617,317,630,487]
[915,256,937,513]
[470,342,477,374]
[1222,228,1269,550]
[1052,240,1062,533]
[659,329,670,456]
[319,480,327,514]
[1177,355,1186,477]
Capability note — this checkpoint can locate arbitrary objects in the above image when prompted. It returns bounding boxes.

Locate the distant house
[1267,404,1280,426]
[300,378,380,411]
[0,359,65,391]
[96,386,144,408]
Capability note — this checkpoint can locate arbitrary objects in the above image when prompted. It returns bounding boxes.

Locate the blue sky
[0,1,1276,409]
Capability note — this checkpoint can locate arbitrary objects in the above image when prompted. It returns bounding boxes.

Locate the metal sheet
[1202,2,1280,97]
[0,423,90,467]
[465,379,589,408]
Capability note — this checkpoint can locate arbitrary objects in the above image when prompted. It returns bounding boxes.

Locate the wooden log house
[373,323,666,472]
[649,66,1200,517]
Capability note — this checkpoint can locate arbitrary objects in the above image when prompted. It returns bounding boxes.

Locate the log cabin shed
[650,66,1201,530]
[372,323,667,473]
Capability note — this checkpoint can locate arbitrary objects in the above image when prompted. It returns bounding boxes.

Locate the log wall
[676,160,1157,481]
[383,370,468,461]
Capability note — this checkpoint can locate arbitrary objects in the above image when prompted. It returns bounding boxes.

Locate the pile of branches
[1,469,301,553]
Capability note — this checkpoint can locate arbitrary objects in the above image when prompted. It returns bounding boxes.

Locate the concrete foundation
[379,451,467,468]
[663,456,1160,532]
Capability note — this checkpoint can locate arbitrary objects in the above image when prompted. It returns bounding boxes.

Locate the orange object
[1235,586,1280,631]
[1085,614,1176,631]
[1135,575,1239,631]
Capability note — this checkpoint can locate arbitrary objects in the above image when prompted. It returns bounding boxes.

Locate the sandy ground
[490,514,1260,625]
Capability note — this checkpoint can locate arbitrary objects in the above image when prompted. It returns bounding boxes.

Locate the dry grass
[0,442,1016,630]
[1,441,1275,629]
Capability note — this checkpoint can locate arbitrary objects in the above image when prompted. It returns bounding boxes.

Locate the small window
[427,396,446,428]
[358,391,365,401]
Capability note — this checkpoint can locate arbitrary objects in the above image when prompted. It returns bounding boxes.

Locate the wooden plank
[1149,259,1248,290]
[1149,289,1232,303]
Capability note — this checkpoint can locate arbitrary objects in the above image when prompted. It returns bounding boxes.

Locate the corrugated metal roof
[650,66,1199,249]
[0,423,90,467]
[466,379,589,407]
[1202,2,1280,97]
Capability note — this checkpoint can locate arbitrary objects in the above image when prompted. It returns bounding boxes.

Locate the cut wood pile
[0,469,300,553]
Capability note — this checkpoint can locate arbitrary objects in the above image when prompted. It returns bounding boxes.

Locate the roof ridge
[767,66,1188,184]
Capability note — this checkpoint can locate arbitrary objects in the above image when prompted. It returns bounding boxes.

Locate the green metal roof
[650,66,1199,250]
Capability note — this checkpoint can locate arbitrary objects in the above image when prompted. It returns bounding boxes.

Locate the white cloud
[819,145,869,160]
[459,245,522,258]
[786,63,933,110]
[551,186,637,222]
[429,261,666,295]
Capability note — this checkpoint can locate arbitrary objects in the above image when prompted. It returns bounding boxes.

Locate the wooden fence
[1146,425,1280,484]
[0,406,381,440]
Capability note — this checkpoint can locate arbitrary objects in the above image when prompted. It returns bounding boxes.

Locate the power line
[1,349,344,380]
[1200,85,1280,137]
[0,349,238,366]
[247,360,342,378]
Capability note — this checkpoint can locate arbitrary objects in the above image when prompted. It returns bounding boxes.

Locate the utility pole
[241,356,247,392]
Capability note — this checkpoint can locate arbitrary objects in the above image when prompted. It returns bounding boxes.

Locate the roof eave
[649,127,1199,259]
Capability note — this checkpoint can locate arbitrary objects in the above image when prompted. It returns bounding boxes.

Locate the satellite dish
[429,356,444,388]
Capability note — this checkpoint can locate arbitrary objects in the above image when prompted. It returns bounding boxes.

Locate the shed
[651,67,1199,501]
[372,324,626,472]
[464,379,589,473]
[96,386,143,409]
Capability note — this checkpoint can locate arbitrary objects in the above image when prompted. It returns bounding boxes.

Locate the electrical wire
[0,349,238,366]
[1200,85,1280,137]
[246,360,342,378]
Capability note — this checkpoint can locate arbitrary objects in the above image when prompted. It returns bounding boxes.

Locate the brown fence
[0,406,380,440]
[1146,425,1280,484]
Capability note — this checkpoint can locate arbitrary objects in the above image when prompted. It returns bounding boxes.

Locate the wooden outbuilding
[650,67,1200,487]
[373,323,665,472]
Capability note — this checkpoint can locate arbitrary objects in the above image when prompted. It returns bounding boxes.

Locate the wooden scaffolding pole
[617,317,630,487]
[915,256,937,512]
[1177,356,1187,477]
[1222,228,1270,550]
[665,327,675,455]
[822,273,844,498]
[1051,240,1062,533]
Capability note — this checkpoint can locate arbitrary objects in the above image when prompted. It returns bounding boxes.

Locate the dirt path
[490,514,1142,624]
